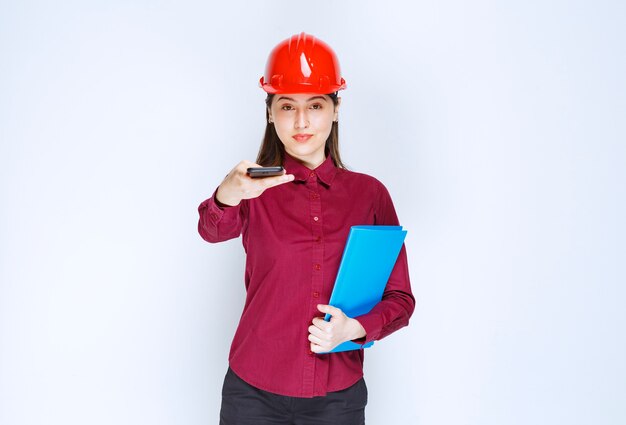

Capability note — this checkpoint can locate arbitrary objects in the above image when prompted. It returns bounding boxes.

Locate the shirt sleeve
[354,182,415,344]
[197,187,247,243]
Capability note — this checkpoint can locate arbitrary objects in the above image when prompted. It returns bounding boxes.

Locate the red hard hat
[259,32,347,94]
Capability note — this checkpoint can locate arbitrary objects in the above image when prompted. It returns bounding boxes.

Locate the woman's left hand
[308,304,367,353]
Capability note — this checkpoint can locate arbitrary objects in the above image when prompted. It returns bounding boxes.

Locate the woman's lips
[292,134,313,142]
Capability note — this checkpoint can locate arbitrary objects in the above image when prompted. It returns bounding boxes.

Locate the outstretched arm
[198,160,295,243]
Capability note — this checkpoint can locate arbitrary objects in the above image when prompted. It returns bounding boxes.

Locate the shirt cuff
[354,313,383,345]
[198,188,241,225]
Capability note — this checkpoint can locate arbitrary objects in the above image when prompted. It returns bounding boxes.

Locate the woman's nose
[295,110,309,129]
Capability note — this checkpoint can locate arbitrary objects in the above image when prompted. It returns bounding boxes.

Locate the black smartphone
[246,166,285,178]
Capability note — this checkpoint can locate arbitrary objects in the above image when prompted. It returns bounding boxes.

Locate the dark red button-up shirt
[198,154,415,397]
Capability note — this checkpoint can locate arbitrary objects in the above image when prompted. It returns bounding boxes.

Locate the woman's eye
[281,105,294,111]
[310,104,322,110]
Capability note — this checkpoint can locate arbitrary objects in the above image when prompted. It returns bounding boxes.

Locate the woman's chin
[286,145,318,158]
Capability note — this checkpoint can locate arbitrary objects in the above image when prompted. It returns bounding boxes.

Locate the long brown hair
[256,92,347,169]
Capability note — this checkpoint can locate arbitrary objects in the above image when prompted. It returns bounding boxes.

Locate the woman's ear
[333,97,341,122]
[267,108,273,123]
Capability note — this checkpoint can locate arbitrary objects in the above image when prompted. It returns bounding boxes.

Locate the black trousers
[219,368,367,425]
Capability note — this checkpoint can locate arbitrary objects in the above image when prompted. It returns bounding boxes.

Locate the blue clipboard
[321,225,407,353]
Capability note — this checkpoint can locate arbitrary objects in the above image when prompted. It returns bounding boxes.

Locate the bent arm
[355,245,415,343]
[354,181,415,343]
[198,160,294,243]
[197,188,246,243]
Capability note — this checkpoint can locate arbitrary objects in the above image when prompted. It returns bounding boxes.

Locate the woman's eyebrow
[306,96,327,102]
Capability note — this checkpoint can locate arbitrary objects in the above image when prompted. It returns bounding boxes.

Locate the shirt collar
[283,152,338,187]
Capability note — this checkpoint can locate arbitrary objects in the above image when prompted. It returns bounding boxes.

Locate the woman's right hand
[215,160,295,207]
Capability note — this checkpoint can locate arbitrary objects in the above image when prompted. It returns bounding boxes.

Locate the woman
[198,32,415,425]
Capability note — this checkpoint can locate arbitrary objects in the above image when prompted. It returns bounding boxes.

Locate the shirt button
[314,264,321,271]
[309,171,316,178]
[315,236,321,243]
[313,216,319,222]
[313,291,320,298]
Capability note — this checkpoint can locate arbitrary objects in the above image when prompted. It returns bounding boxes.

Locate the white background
[1,1,625,424]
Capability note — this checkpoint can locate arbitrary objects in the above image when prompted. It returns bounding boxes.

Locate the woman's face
[268,93,340,169]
